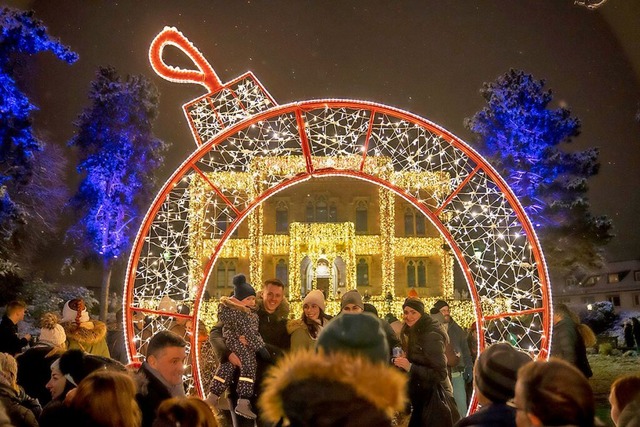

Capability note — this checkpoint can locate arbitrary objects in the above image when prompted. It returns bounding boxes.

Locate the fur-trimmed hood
[405,314,448,343]
[286,318,324,335]
[256,292,290,321]
[259,349,407,426]
[62,320,107,345]
[286,318,305,335]
[219,296,252,313]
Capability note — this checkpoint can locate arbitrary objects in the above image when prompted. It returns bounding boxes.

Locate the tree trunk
[100,261,112,322]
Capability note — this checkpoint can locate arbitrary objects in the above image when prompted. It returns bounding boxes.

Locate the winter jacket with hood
[259,348,407,427]
[551,317,592,378]
[0,382,39,427]
[287,317,329,352]
[135,362,174,427]
[402,314,457,427]
[62,320,110,358]
[255,293,291,356]
[218,296,265,352]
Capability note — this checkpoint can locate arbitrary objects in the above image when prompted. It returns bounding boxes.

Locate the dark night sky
[6,1,640,283]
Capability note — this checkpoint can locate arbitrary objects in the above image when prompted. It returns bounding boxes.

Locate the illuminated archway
[124,28,552,399]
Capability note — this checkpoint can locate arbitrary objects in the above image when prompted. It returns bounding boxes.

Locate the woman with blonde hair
[514,358,596,427]
[0,352,40,427]
[609,374,640,426]
[70,370,141,427]
[154,397,218,427]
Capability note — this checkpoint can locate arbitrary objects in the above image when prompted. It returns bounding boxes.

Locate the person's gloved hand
[463,365,473,383]
[258,346,272,362]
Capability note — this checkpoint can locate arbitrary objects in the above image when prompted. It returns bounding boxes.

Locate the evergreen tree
[69,66,167,320]
[0,8,77,265]
[465,69,613,277]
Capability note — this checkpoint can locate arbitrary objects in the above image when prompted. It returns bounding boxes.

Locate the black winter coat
[0,315,29,356]
[402,315,453,427]
[136,363,173,427]
[256,298,291,358]
[551,317,592,378]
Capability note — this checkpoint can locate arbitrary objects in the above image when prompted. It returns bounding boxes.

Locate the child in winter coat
[206,274,270,420]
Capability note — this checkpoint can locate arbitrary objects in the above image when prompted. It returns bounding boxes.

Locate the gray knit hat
[475,343,532,403]
[316,313,389,364]
[340,290,364,311]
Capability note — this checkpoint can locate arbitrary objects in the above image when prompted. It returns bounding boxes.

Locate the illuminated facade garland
[185,156,452,303]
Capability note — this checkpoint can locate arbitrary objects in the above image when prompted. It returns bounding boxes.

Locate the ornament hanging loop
[149,27,222,93]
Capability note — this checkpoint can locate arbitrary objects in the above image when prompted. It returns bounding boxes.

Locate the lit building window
[316,198,328,222]
[305,195,337,223]
[355,201,368,234]
[404,207,426,236]
[404,210,414,236]
[357,258,369,286]
[275,202,288,234]
[417,260,426,287]
[407,259,427,287]
[216,260,236,288]
[607,295,621,307]
[275,258,288,286]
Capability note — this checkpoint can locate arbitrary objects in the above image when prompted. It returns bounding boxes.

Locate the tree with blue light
[0,7,76,273]
[466,69,612,277]
[69,67,166,320]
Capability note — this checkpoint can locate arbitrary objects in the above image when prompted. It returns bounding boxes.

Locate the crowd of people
[0,279,638,427]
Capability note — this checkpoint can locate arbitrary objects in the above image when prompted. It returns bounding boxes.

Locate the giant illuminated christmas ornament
[124,27,552,400]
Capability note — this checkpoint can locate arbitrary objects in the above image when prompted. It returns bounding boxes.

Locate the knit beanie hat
[303,289,326,312]
[233,274,256,301]
[402,297,425,315]
[158,295,178,313]
[61,299,90,324]
[39,312,67,347]
[57,349,126,386]
[316,313,389,364]
[431,300,449,314]
[475,343,532,403]
[340,290,364,311]
[363,303,379,317]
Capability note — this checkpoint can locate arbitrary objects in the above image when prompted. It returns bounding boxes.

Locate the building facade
[188,170,454,304]
[554,259,640,311]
